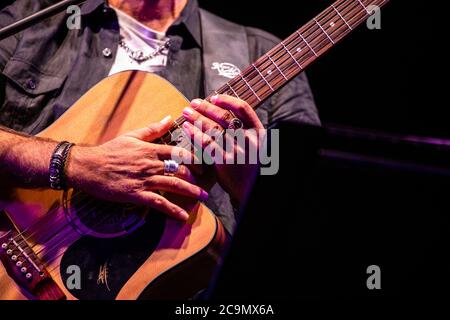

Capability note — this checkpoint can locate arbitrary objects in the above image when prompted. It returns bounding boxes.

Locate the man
[0,0,319,235]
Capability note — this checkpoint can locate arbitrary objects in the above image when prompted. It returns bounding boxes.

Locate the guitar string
[166,0,365,131]
[215,0,354,99]
[37,0,384,272]
[223,0,375,103]
[38,121,202,264]
[16,123,187,252]
[237,0,386,101]
[10,0,368,257]
[12,193,99,249]
[151,0,378,146]
[37,0,377,266]
[34,131,186,262]
[211,0,365,105]
[7,0,383,272]
[10,0,367,257]
[36,195,149,264]
[228,2,354,102]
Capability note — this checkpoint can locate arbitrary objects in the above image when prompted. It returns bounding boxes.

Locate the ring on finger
[163,159,179,176]
[227,111,244,130]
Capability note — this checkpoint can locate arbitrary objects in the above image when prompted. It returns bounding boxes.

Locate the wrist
[65,145,91,189]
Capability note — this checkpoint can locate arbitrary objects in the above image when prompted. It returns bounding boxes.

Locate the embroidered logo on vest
[211,62,241,79]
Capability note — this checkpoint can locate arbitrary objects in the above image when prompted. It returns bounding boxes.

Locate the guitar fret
[356,0,370,14]
[331,4,353,30]
[201,0,389,111]
[253,63,274,92]
[240,74,261,102]
[226,83,240,98]
[296,31,318,57]
[281,41,303,71]
[313,18,335,44]
[266,53,288,80]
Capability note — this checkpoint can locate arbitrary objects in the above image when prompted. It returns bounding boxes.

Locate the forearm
[0,126,56,188]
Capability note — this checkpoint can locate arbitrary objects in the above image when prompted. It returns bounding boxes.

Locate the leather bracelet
[49,141,74,190]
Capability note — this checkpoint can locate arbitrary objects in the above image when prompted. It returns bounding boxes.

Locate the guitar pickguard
[60,213,166,300]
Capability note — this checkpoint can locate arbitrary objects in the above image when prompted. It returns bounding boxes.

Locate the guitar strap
[199,9,250,97]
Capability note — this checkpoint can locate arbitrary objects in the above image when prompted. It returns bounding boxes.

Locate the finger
[188,99,234,129]
[152,162,196,184]
[183,106,224,134]
[154,144,197,163]
[145,176,209,202]
[210,94,264,129]
[136,191,190,221]
[182,121,225,160]
[149,145,203,176]
[125,115,174,142]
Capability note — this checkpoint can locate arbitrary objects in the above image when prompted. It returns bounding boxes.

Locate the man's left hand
[182,94,265,207]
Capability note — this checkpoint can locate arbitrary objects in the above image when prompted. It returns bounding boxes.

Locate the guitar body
[0,71,227,300]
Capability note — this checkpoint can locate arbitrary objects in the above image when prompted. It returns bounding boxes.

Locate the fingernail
[182,122,191,133]
[183,107,194,118]
[160,115,172,125]
[191,99,202,109]
[179,210,190,221]
[199,190,209,201]
[210,94,219,104]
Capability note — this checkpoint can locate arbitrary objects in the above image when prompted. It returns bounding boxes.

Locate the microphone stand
[0,0,87,41]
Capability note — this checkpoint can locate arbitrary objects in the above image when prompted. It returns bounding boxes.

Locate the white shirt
[108,8,170,75]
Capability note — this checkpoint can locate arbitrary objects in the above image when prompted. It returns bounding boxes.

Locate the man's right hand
[66,116,207,221]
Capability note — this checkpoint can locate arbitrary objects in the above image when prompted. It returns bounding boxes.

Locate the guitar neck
[208,0,389,109]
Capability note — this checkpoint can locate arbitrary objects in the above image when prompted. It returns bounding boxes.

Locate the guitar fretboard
[161,0,389,144]
[208,0,389,108]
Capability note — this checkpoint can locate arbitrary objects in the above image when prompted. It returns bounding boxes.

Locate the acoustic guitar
[0,0,389,300]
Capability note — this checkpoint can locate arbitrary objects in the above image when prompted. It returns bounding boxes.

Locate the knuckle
[203,136,213,146]
[212,124,222,133]
[170,178,181,189]
[204,104,215,114]
[237,102,247,112]
[220,111,232,122]
[146,126,158,135]
[147,166,160,176]
[178,165,188,177]
[194,100,205,112]
[152,196,165,208]
[144,177,156,189]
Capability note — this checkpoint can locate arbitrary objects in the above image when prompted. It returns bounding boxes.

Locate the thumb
[125,116,173,142]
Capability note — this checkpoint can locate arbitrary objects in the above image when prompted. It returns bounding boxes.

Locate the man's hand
[181,95,265,207]
[66,116,208,221]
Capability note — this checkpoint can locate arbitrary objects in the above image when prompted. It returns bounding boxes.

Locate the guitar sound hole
[63,190,149,237]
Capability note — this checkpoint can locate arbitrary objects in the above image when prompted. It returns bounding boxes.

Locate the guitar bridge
[0,228,66,300]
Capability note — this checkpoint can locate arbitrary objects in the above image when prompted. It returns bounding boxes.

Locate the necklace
[118,37,171,64]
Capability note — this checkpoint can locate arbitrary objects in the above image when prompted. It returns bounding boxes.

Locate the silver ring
[163,159,179,176]
[227,114,244,130]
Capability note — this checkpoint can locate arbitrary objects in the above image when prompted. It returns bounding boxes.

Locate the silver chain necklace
[119,37,171,64]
